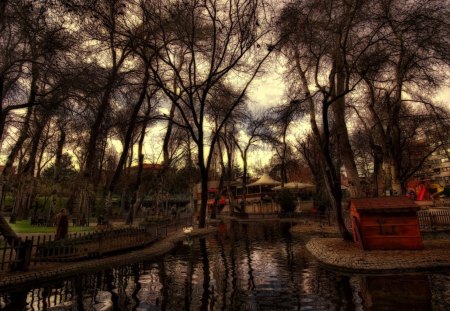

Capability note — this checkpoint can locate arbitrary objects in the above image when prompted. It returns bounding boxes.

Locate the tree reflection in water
[0,222,449,310]
[200,238,211,311]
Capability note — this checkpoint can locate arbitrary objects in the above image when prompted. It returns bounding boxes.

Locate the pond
[1,221,449,310]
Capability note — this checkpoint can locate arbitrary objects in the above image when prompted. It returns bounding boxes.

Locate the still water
[1,221,449,310]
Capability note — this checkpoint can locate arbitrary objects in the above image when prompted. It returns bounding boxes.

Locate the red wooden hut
[350,197,423,250]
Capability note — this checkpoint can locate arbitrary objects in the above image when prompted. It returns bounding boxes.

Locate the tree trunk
[197,133,209,228]
[223,133,237,213]
[12,175,36,221]
[95,135,108,186]
[7,60,41,217]
[77,68,118,222]
[185,133,197,215]
[241,150,249,213]
[128,100,152,225]
[215,168,225,219]
[390,122,403,195]
[76,183,90,226]
[0,0,8,26]
[333,38,362,198]
[296,54,352,240]
[212,148,226,219]
[162,102,176,166]
[0,214,19,246]
[13,112,51,220]
[372,145,384,197]
[126,129,146,225]
[35,125,51,179]
[0,102,34,212]
[322,103,353,240]
[281,135,288,186]
[198,169,209,228]
[0,110,6,151]
[104,69,150,215]
[54,127,66,183]
[0,74,6,146]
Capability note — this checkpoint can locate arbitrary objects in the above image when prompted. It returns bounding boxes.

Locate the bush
[277,189,296,214]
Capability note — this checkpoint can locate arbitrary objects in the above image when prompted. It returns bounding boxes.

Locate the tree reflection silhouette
[131,264,141,311]
[199,238,211,311]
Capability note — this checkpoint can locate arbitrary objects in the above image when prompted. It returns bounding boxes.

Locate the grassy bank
[9,220,94,234]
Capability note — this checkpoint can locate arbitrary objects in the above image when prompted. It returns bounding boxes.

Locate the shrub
[277,189,296,213]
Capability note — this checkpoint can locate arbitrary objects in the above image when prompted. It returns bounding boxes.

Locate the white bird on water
[183,226,194,234]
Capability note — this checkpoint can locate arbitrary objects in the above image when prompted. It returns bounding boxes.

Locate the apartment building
[417,147,450,186]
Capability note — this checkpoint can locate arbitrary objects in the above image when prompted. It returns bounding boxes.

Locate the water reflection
[1,221,449,310]
[351,274,431,310]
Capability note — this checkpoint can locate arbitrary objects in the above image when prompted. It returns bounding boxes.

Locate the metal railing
[0,217,194,273]
[418,210,450,230]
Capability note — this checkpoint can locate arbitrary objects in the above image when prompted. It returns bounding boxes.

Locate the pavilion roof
[247,174,281,186]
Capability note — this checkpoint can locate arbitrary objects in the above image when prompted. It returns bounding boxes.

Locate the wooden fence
[33,227,159,261]
[0,218,193,273]
[0,238,31,272]
[417,210,450,230]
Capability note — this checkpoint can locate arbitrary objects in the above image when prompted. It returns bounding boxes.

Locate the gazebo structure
[231,174,280,214]
[246,174,280,201]
[247,173,281,187]
[272,182,315,191]
[350,197,423,250]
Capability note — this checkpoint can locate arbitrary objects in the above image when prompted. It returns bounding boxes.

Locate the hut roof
[351,197,420,214]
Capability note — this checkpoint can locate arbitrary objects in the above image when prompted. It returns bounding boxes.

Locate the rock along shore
[306,237,450,274]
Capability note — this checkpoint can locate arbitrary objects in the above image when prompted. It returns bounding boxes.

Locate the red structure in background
[350,197,423,250]
[406,179,431,201]
[206,188,226,208]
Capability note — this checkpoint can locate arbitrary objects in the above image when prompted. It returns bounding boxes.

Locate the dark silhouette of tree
[267,102,305,186]
[141,0,277,228]
[278,0,449,239]
[277,0,381,239]
[354,0,450,194]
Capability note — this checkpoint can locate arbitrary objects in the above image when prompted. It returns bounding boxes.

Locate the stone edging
[0,227,217,291]
[306,237,450,274]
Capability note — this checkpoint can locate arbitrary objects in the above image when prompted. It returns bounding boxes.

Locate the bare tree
[233,111,270,210]
[277,0,379,239]
[267,102,305,186]
[141,0,276,227]
[207,85,247,217]
[12,67,74,220]
[355,0,450,194]
[103,65,154,217]
[62,0,134,222]
[0,2,37,144]
[126,95,159,224]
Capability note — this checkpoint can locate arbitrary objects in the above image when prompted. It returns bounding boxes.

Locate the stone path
[306,238,450,273]
[290,223,339,235]
[0,227,216,291]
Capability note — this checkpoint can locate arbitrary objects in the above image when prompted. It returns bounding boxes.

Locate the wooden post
[7,239,14,269]
[1,240,7,270]
[10,239,32,271]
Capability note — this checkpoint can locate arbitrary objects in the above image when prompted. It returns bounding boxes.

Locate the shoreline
[306,237,450,274]
[0,227,217,292]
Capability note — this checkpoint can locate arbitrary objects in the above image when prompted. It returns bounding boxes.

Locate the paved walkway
[306,238,450,274]
[0,227,216,291]
[290,223,339,235]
